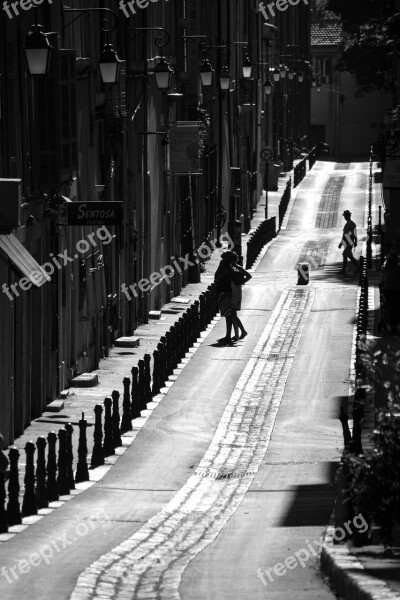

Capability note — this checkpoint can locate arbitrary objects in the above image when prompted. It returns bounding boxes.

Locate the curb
[321,528,399,600]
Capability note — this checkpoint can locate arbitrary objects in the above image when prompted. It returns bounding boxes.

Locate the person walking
[229,252,252,342]
[380,251,400,333]
[214,251,236,345]
[338,210,359,274]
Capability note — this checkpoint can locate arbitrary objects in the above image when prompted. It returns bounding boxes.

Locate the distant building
[310,3,392,160]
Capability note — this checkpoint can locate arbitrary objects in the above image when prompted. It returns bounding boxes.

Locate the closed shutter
[34,47,77,192]
[59,51,78,174]
[36,64,59,189]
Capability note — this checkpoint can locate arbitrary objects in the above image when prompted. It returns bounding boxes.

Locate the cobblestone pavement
[315,176,345,228]
[70,287,315,600]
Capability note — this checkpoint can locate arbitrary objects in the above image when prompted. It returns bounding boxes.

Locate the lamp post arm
[128,27,170,49]
[62,8,118,33]
[181,35,212,54]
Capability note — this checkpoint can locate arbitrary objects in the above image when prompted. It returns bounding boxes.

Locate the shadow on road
[279,466,338,527]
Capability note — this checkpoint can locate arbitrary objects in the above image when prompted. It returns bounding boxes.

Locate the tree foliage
[342,342,400,547]
[324,0,399,93]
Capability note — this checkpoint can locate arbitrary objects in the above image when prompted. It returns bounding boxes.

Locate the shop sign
[170,122,201,174]
[67,202,123,225]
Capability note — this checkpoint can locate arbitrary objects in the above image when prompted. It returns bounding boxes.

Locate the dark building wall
[0,0,311,444]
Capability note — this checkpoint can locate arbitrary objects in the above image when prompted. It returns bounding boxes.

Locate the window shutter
[36,63,59,189]
[59,50,78,174]
[34,47,77,192]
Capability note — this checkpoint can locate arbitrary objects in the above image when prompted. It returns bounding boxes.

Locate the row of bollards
[0,282,220,534]
[278,178,292,230]
[151,286,217,393]
[355,255,369,381]
[293,156,307,188]
[366,147,373,269]
[0,423,79,533]
[246,217,277,270]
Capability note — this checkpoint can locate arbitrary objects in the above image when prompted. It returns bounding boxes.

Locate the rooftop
[311,20,342,46]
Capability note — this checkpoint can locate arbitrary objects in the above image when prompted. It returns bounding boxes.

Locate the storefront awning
[0,234,49,287]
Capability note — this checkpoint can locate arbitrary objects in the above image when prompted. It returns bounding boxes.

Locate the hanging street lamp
[242,54,252,79]
[264,78,273,95]
[98,43,121,85]
[24,24,53,76]
[200,57,214,88]
[154,56,173,91]
[219,65,232,91]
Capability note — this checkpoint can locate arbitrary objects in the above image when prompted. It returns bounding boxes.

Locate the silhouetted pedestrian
[230,252,252,341]
[339,210,359,274]
[215,251,235,345]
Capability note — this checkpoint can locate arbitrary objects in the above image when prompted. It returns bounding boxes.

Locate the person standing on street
[214,251,236,345]
[230,252,252,342]
[339,210,359,274]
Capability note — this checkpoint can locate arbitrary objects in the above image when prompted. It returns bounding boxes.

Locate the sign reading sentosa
[67,202,123,226]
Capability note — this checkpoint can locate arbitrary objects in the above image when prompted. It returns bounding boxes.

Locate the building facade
[0,0,311,444]
[310,2,393,160]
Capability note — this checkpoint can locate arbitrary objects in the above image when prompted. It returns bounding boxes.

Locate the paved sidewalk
[0,169,294,542]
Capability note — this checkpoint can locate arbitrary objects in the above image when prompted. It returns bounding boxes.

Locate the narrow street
[0,160,369,599]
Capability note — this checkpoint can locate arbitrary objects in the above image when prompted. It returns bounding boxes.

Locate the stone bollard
[173,323,181,366]
[164,331,173,376]
[211,283,218,316]
[183,313,190,352]
[0,434,8,533]
[199,293,206,331]
[65,424,75,491]
[131,366,141,419]
[57,429,70,496]
[188,305,196,343]
[138,359,147,411]
[46,432,59,501]
[0,472,7,533]
[177,318,184,360]
[152,349,161,397]
[7,447,21,526]
[103,397,115,456]
[144,354,153,405]
[169,325,178,371]
[121,378,133,433]
[75,412,89,483]
[111,390,122,448]
[180,315,187,356]
[36,437,48,509]
[193,300,201,338]
[91,404,105,467]
[157,342,166,388]
[22,441,38,517]
[160,336,168,384]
